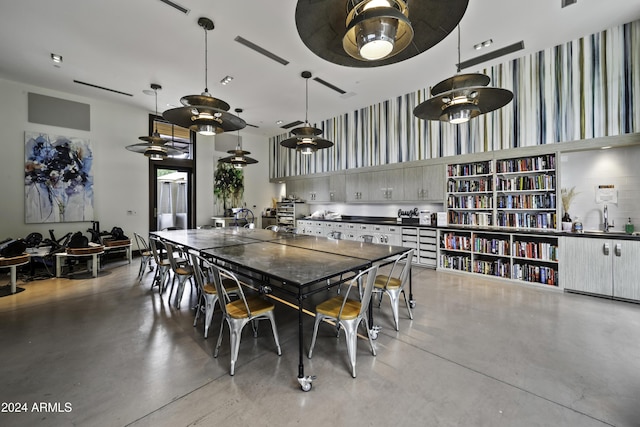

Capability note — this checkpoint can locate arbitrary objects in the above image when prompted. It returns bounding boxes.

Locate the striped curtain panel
[270,20,639,179]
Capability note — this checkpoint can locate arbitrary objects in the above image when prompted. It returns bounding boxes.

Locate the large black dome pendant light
[126,84,183,161]
[295,0,468,67]
[413,25,513,124]
[280,71,334,155]
[218,108,258,168]
[162,17,245,136]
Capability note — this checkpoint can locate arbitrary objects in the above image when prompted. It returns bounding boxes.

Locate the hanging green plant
[214,162,244,215]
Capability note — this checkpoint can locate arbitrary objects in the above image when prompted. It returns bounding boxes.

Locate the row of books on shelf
[473,237,510,256]
[441,233,471,251]
[439,254,471,272]
[447,211,493,226]
[447,161,492,177]
[495,212,557,229]
[447,195,493,209]
[439,257,558,286]
[512,241,559,261]
[495,174,555,191]
[473,259,510,277]
[447,178,493,193]
[496,154,556,173]
[512,263,558,286]
[496,193,556,209]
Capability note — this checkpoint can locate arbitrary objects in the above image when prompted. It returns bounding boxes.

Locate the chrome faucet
[603,204,614,232]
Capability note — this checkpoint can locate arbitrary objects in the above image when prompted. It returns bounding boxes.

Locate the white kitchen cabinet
[372,224,402,245]
[346,171,373,202]
[562,236,640,300]
[403,164,445,202]
[369,169,404,202]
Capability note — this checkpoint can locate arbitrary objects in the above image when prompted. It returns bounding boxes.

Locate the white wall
[0,78,278,241]
[560,146,640,232]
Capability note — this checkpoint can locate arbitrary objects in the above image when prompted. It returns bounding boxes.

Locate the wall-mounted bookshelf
[439,230,560,288]
[446,154,558,231]
[446,160,494,227]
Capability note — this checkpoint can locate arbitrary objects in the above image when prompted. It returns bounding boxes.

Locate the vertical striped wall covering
[270,20,639,179]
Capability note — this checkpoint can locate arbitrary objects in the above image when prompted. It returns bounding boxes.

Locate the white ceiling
[1,0,638,137]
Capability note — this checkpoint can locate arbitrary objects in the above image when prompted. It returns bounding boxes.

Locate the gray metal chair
[189,252,240,339]
[133,232,154,282]
[373,249,414,331]
[212,265,281,375]
[164,241,194,309]
[308,264,379,378]
[148,235,170,293]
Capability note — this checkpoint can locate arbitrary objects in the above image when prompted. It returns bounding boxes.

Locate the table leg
[10,266,17,294]
[92,254,98,278]
[56,255,63,278]
[297,295,304,379]
[408,270,415,309]
[296,293,315,392]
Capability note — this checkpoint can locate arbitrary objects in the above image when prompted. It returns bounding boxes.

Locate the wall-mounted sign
[596,184,617,203]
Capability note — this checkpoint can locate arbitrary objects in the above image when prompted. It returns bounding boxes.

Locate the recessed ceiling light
[220,75,234,85]
[601,146,612,150]
[50,53,63,63]
[276,120,283,125]
[473,39,493,50]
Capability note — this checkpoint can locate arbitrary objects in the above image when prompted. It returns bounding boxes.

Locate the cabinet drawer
[420,243,437,251]
[419,229,437,238]
[419,250,437,258]
[402,227,418,236]
[402,235,418,243]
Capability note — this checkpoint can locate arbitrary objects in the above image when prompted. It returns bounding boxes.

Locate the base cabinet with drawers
[401,227,437,267]
[561,236,640,300]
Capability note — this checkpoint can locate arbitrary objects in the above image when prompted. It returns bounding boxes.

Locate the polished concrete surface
[1,258,639,427]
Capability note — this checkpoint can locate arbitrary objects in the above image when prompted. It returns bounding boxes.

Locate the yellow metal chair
[189,252,239,339]
[373,249,414,331]
[308,264,379,378]
[212,265,281,376]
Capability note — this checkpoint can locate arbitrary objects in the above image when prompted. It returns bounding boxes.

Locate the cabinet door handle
[615,243,622,256]
[603,243,610,256]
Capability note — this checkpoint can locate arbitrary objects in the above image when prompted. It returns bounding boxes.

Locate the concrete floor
[1,258,639,427]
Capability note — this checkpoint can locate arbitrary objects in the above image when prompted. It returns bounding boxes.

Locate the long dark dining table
[152,227,408,390]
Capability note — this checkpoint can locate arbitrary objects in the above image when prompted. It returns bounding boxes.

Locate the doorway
[147,114,196,231]
[149,162,195,231]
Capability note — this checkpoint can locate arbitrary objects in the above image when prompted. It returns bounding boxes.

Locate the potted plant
[560,187,578,231]
[214,162,244,217]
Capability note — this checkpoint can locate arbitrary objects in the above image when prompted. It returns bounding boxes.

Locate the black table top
[155,228,406,289]
[274,235,406,263]
[202,241,370,288]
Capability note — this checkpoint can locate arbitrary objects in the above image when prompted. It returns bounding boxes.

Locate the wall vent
[281,120,303,129]
[458,41,525,70]
[158,0,190,14]
[313,77,346,95]
[234,36,289,66]
[73,80,133,97]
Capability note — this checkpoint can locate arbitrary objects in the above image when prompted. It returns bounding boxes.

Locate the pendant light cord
[204,25,209,93]
[305,77,309,125]
[456,24,461,73]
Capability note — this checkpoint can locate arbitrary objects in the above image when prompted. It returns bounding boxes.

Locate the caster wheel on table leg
[409,300,416,309]
[369,325,381,340]
[298,375,315,392]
